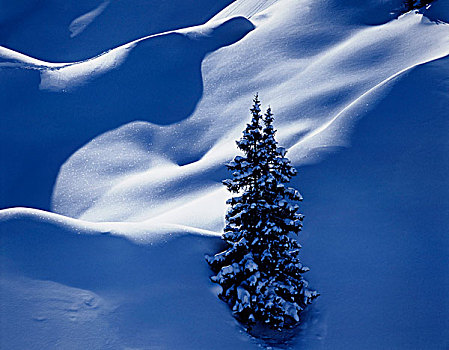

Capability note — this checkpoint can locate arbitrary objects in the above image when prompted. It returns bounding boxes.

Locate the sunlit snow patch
[52,3,449,224]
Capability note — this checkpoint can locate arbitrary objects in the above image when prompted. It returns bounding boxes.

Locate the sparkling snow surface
[1,0,449,349]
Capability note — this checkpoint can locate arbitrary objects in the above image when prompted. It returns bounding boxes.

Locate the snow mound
[53,1,449,224]
[0,208,257,349]
[1,0,449,348]
[0,16,255,92]
[0,0,236,61]
[41,16,254,91]
[0,15,254,210]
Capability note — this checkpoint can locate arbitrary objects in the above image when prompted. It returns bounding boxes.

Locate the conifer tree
[206,95,318,330]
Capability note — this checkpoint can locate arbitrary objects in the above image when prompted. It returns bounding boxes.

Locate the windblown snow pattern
[1,0,448,349]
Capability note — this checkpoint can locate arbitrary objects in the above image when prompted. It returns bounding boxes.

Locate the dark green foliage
[206,95,318,330]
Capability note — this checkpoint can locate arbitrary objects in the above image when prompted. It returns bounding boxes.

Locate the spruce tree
[206,95,318,330]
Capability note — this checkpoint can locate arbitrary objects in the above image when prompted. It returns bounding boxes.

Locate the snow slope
[53,1,449,226]
[1,208,248,349]
[0,0,235,61]
[1,0,448,349]
[0,15,254,210]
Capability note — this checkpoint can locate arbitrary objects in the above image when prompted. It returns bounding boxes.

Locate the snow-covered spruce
[206,95,318,330]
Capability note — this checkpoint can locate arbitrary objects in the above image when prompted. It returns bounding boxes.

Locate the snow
[69,0,111,38]
[3,16,254,92]
[1,0,449,348]
[0,208,249,349]
[51,6,449,224]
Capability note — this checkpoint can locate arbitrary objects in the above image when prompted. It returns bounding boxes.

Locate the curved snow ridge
[42,15,253,91]
[0,207,220,245]
[52,4,449,225]
[0,46,65,69]
[288,53,449,161]
[51,120,228,225]
[0,15,254,92]
[279,12,449,162]
[0,207,106,234]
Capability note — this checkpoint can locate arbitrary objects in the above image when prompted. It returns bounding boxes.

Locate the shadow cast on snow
[0,16,254,210]
[295,55,449,349]
[0,212,253,349]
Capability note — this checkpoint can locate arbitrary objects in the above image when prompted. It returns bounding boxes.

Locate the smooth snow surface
[69,0,111,38]
[1,0,448,349]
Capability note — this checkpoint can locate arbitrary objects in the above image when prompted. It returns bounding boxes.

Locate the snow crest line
[1,15,254,91]
[0,207,220,243]
[290,53,449,153]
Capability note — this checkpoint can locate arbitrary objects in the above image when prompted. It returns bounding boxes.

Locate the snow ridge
[1,0,449,348]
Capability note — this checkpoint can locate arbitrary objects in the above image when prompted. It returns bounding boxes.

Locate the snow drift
[1,0,448,348]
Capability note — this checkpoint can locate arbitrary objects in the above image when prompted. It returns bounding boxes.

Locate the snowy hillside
[1,0,448,349]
